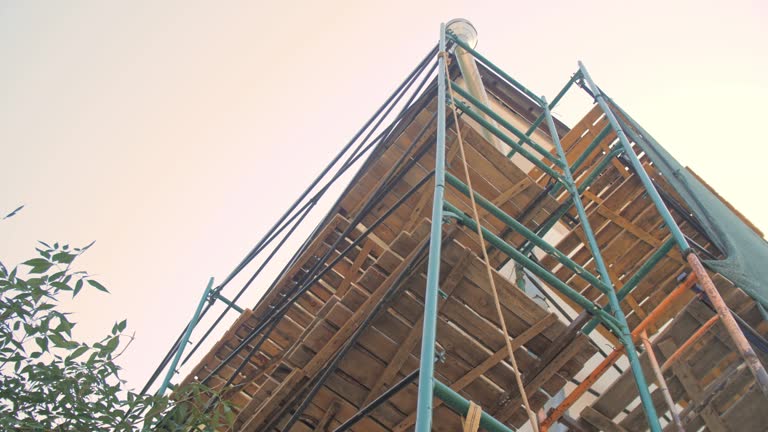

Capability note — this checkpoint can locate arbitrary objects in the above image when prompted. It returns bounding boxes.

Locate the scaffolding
[145,21,768,431]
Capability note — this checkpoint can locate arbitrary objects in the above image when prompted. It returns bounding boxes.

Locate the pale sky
[1,1,766,393]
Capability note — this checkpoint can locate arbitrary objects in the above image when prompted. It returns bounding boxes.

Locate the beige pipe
[446,19,504,154]
[640,331,684,432]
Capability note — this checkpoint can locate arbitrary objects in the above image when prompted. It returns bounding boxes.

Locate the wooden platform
[181,61,768,431]
[574,279,768,432]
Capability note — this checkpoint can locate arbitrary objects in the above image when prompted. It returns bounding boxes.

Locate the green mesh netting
[609,100,768,308]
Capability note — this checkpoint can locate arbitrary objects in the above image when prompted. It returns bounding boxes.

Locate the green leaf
[73,279,83,297]
[3,205,24,220]
[79,240,96,252]
[52,252,75,264]
[49,270,66,281]
[22,258,54,274]
[67,345,89,361]
[87,279,109,293]
[35,337,48,352]
[50,281,70,292]
[49,333,66,347]
[104,336,119,355]
[23,258,49,266]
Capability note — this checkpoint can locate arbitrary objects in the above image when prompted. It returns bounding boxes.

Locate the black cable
[277,240,431,431]
[201,71,443,392]
[150,44,440,428]
[212,119,439,386]
[180,198,317,366]
[215,43,438,292]
[172,46,439,372]
[145,58,434,428]
[196,171,435,420]
[331,368,420,432]
[199,170,434,388]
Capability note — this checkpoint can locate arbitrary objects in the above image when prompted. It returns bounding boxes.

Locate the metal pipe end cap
[446,18,478,48]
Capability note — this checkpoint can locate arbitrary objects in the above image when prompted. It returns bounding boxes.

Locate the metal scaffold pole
[414,22,447,432]
[578,61,768,398]
[540,96,662,432]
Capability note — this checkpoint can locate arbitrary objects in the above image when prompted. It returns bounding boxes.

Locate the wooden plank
[496,333,590,422]
[311,399,339,431]
[588,193,662,248]
[362,248,472,405]
[238,368,304,431]
[580,406,628,432]
[336,240,374,297]
[658,340,728,432]
[241,233,428,431]
[250,215,350,322]
[180,308,256,390]
[302,234,427,377]
[391,313,558,432]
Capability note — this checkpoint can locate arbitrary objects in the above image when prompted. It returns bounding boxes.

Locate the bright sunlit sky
[1,1,766,392]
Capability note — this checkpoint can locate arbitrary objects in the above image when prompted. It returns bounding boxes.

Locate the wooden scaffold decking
[167,25,768,432]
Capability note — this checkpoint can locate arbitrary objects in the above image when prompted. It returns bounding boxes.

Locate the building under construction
[147,19,768,432]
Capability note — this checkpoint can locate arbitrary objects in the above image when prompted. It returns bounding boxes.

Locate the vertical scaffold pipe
[579,61,768,398]
[414,23,447,432]
[541,97,662,432]
[156,277,213,396]
[577,61,689,253]
[640,331,684,431]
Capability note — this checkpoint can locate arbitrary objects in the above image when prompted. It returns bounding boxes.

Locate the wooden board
[179,64,766,432]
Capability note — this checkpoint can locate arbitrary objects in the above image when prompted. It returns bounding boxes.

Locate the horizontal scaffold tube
[446,32,544,107]
[445,172,612,294]
[522,146,624,255]
[434,379,517,432]
[507,71,581,159]
[450,83,562,167]
[450,98,565,183]
[443,201,623,334]
[541,273,697,429]
[578,61,690,252]
[582,237,676,334]
[549,125,614,196]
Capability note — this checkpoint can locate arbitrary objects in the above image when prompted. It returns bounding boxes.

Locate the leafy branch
[0,242,233,431]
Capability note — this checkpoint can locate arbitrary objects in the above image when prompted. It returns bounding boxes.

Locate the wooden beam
[239,234,429,431]
[362,248,472,405]
[580,406,627,432]
[392,313,558,432]
[238,368,305,431]
[557,413,594,432]
[404,134,460,233]
[496,332,588,422]
[312,400,340,432]
[336,241,374,298]
[658,340,728,432]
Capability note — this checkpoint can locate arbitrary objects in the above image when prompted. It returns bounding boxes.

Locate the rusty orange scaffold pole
[661,314,718,373]
[686,253,768,397]
[540,273,697,431]
[640,330,684,431]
